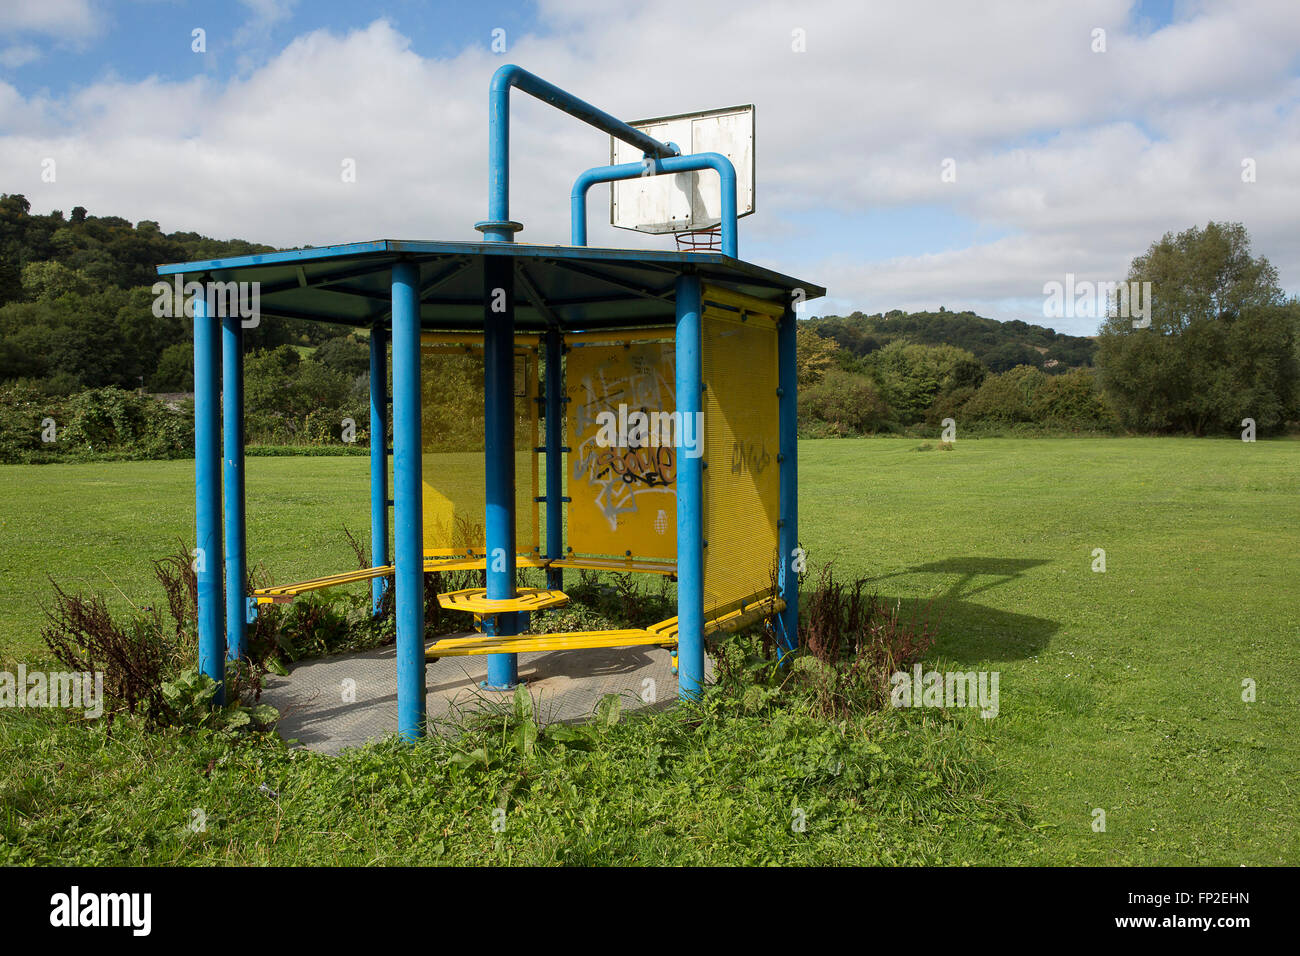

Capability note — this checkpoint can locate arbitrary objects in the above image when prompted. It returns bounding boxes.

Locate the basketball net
[674,225,722,253]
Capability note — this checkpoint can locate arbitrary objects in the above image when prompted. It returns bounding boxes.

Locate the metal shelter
[159,65,824,740]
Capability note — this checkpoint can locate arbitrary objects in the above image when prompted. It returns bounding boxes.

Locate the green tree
[961,365,1045,424]
[800,370,890,435]
[795,327,842,388]
[314,333,371,379]
[1096,222,1299,434]
[870,341,985,424]
[22,260,93,301]
[150,343,193,391]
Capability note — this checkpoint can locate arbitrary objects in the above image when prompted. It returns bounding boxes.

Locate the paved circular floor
[260,634,707,754]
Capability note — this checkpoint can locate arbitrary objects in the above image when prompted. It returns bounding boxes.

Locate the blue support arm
[571,154,739,258]
[480,64,681,242]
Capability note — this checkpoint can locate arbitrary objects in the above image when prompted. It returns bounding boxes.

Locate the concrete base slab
[260,634,710,755]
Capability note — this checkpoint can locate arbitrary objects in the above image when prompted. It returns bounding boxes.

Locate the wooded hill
[805,309,1097,372]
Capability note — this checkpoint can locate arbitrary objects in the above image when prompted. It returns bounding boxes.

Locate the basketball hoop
[609,105,755,239]
[674,225,722,253]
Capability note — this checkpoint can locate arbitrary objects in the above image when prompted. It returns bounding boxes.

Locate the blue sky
[5,1,544,94]
[3,0,1184,94]
[2,0,1296,334]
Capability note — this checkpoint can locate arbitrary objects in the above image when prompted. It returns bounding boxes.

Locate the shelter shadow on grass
[863,557,1058,664]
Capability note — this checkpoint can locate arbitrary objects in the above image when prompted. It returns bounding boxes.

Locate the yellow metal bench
[547,556,676,576]
[435,587,570,614]
[253,554,670,605]
[425,628,669,659]
[252,555,548,604]
[425,593,785,662]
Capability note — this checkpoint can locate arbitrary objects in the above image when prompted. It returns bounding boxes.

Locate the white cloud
[0,0,1297,334]
[0,0,99,39]
[233,0,300,64]
[0,44,41,68]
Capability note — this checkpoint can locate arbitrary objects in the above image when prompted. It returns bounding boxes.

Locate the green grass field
[2,437,1297,864]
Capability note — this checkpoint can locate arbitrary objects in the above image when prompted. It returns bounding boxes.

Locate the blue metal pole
[777,305,799,654]
[484,254,519,689]
[571,154,739,257]
[370,324,390,614]
[193,292,225,703]
[478,64,679,242]
[544,326,564,591]
[391,262,426,740]
[221,314,246,664]
[674,274,705,700]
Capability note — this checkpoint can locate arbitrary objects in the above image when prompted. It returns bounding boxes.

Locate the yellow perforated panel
[566,339,678,561]
[701,304,780,616]
[420,342,538,557]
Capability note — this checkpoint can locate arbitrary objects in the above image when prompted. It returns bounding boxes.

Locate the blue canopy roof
[156,239,825,331]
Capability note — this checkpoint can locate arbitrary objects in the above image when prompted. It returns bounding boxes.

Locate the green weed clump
[764,565,937,719]
[39,532,399,729]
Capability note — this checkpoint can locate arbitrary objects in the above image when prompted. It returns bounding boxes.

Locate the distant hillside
[0,195,342,393]
[0,193,274,303]
[1,193,1097,390]
[805,309,1097,372]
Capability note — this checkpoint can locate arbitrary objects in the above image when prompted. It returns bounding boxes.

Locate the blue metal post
[193,292,225,703]
[675,274,705,700]
[571,154,739,257]
[777,306,799,654]
[221,313,246,664]
[544,326,564,591]
[391,262,426,739]
[484,254,519,689]
[370,324,390,613]
[477,64,678,241]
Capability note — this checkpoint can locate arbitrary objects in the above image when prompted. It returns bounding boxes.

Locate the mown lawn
[800,436,1299,864]
[1,436,1296,865]
[0,456,374,659]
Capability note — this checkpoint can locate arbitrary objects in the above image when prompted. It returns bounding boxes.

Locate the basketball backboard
[610,105,755,235]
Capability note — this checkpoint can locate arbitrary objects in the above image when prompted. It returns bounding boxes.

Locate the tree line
[0,193,342,393]
[1,196,1296,462]
[798,223,1299,437]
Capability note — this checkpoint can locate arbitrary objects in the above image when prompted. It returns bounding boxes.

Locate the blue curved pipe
[570,153,739,258]
[481,64,680,243]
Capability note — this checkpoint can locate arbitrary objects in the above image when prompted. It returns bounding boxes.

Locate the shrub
[149,342,193,391]
[41,583,172,727]
[871,341,985,424]
[800,370,890,435]
[313,334,371,378]
[0,381,55,462]
[960,365,1045,424]
[925,385,977,427]
[1032,367,1119,431]
[795,565,937,718]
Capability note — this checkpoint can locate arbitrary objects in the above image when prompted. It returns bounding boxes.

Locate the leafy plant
[160,669,278,733]
[794,564,937,718]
